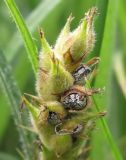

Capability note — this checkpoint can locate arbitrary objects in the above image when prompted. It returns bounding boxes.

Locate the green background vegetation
[0,0,126,159]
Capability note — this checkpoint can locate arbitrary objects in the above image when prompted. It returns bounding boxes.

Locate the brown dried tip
[86,57,101,67]
[85,7,98,23]
[90,88,101,94]
[67,13,74,23]
[39,28,44,39]
[20,96,25,111]
[99,111,107,117]
[33,138,43,150]
[51,52,56,63]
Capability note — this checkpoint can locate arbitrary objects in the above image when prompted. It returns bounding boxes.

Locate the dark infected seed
[47,111,61,125]
[61,92,88,110]
[72,64,91,82]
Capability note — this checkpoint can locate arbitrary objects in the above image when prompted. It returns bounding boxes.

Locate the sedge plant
[3,0,123,158]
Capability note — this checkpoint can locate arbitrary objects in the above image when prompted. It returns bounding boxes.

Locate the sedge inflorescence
[23,7,105,160]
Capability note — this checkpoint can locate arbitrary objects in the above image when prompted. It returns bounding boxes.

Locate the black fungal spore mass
[62,92,87,110]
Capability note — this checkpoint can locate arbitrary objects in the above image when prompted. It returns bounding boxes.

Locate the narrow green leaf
[113,53,126,98]
[0,91,11,139]
[4,0,38,74]
[93,0,108,56]
[109,1,126,157]
[86,80,123,160]
[0,50,31,160]
[6,0,61,62]
[119,0,126,58]
[91,0,123,159]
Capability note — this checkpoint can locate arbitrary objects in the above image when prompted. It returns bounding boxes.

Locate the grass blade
[91,0,123,159]
[119,0,126,59]
[113,53,126,98]
[4,0,38,74]
[86,80,123,160]
[0,50,32,160]
[93,0,108,56]
[6,0,61,62]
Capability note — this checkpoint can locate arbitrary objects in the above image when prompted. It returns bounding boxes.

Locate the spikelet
[24,7,105,160]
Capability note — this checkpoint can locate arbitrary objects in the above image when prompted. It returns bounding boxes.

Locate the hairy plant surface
[1,0,125,159]
[21,7,106,160]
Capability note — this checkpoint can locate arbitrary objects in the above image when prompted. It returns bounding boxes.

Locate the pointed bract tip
[51,56,60,74]
[85,7,98,23]
[67,13,74,23]
[22,96,39,120]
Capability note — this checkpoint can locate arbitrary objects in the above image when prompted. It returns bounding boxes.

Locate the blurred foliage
[0,0,126,159]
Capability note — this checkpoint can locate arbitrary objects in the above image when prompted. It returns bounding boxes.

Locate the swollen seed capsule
[47,111,61,125]
[61,90,88,110]
[72,64,91,82]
